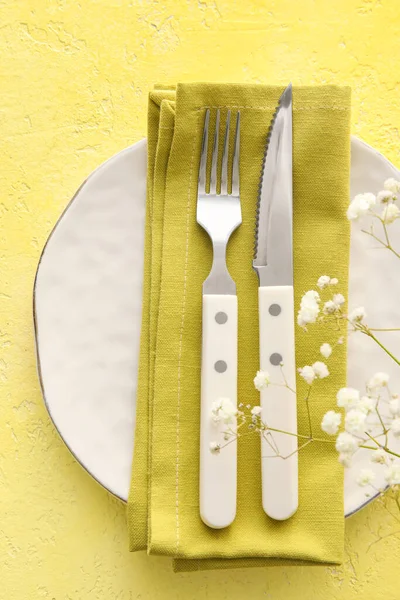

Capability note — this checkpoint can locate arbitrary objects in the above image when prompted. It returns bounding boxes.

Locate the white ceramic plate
[34,137,400,516]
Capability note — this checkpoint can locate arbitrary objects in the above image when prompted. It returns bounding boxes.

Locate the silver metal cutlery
[253,83,298,520]
[197,85,297,526]
[197,108,241,529]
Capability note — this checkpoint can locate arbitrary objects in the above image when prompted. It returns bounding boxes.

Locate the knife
[252,83,298,520]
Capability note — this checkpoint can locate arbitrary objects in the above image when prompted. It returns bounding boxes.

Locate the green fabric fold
[128,83,351,571]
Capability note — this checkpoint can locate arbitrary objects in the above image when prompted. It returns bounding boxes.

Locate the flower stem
[361,328,400,368]
[262,425,334,444]
[361,225,400,260]
[382,447,400,460]
[365,431,382,447]
[364,432,400,460]
[375,399,389,446]
[369,328,400,332]
[360,444,379,450]
[382,219,391,247]
[305,386,313,438]
[265,427,308,439]
[279,365,296,394]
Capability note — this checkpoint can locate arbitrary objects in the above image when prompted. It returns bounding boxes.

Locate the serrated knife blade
[253,83,293,287]
[253,84,298,521]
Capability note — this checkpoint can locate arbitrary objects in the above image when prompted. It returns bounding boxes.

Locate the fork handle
[258,285,298,520]
[200,294,237,529]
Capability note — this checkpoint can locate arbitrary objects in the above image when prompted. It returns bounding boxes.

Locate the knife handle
[258,285,298,520]
[200,294,237,529]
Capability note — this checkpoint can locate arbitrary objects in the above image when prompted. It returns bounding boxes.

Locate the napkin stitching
[175,108,202,554]
[202,105,349,111]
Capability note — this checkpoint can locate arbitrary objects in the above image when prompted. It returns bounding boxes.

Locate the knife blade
[253,83,298,520]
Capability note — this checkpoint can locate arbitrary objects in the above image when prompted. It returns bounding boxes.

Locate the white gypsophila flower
[347,193,376,220]
[384,177,400,194]
[389,398,400,416]
[312,361,330,379]
[358,395,376,414]
[371,448,387,464]
[368,371,389,390]
[209,441,221,454]
[377,190,395,204]
[320,343,332,359]
[356,468,375,487]
[382,203,400,224]
[337,336,344,345]
[297,310,315,328]
[338,453,352,468]
[336,431,359,455]
[317,275,331,289]
[211,401,221,424]
[346,199,364,221]
[348,306,366,324]
[330,278,339,285]
[211,397,237,425]
[336,387,360,411]
[390,417,400,438]
[251,405,262,417]
[253,370,270,392]
[333,293,345,307]
[302,290,320,304]
[345,409,367,435]
[323,300,337,315]
[297,290,320,328]
[298,365,316,385]
[321,410,341,435]
[219,397,237,423]
[384,463,400,485]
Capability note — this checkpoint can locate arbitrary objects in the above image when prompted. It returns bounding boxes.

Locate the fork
[197,109,241,529]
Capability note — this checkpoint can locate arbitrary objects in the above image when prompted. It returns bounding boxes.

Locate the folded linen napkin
[127,83,351,571]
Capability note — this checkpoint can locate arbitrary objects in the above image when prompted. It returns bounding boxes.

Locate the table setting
[33,81,400,572]
[5,1,400,597]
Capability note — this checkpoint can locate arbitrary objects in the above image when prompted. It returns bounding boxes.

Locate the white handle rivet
[215,311,228,324]
[269,304,281,316]
[270,353,282,366]
[214,360,227,373]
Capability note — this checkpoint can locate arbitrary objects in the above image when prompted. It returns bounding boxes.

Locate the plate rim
[33,139,146,502]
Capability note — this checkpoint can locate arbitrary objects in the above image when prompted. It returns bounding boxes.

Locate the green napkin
[127,83,351,571]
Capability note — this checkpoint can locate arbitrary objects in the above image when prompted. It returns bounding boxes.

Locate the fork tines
[198,109,240,197]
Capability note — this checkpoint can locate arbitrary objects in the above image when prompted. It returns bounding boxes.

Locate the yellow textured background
[1,1,400,597]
